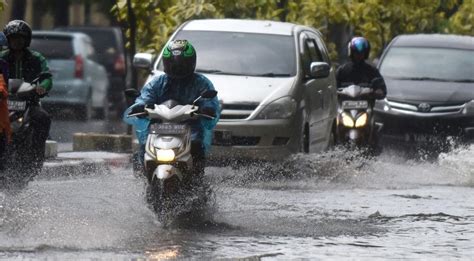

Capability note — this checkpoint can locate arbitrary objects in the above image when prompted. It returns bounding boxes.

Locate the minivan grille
[387,99,465,115]
[220,103,259,120]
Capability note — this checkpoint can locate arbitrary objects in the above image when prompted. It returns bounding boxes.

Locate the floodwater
[0,145,473,260]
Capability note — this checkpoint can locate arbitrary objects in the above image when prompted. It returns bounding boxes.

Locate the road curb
[40,152,131,178]
[73,133,133,153]
[45,140,58,159]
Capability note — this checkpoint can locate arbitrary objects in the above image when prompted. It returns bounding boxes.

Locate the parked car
[374,34,474,142]
[133,19,338,161]
[54,26,128,117]
[30,31,109,120]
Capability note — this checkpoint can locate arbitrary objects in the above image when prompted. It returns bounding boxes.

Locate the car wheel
[327,121,337,150]
[77,95,92,121]
[299,122,310,153]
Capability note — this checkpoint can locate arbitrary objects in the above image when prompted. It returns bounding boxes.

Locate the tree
[53,0,70,27]
[447,1,473,35]
[11,0,26,20]
[112,0,473,62]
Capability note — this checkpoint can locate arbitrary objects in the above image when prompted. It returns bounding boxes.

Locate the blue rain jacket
[123,73,220,154]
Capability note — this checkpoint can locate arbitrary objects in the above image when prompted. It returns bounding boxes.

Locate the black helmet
[348,37,370,62]
[3,20,32,48]
[162,40,196,79]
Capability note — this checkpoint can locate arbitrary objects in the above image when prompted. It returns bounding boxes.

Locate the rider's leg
[29,106,51,167]
[190,140,206,186]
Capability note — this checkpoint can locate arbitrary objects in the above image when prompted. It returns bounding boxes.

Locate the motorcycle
[1,72,50,183]
[336,78,384,150]
[126,89,217,222]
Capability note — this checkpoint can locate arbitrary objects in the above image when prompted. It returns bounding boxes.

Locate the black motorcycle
[1,72,50,183]
[336,78,384,150]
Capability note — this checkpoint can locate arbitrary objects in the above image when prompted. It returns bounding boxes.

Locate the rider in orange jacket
[0,31,10,169]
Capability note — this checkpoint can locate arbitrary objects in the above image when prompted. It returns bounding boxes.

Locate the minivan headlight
[463,100,474,115]
[255,97,297,120]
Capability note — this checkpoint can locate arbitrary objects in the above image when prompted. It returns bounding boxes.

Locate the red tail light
[114,54,126,75]
[75,55,84,79]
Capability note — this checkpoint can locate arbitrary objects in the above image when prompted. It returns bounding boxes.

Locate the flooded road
[0,145,473,259]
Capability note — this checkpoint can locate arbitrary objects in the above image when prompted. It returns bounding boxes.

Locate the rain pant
[123,73,220,154]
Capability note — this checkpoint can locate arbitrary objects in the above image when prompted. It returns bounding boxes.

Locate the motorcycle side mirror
[192,90,218,104]
[201,90,218,99]
[124,88,140,99]
[33,72,53,83]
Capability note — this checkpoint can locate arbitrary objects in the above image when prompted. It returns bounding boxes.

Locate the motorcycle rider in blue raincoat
[124,40,220,179]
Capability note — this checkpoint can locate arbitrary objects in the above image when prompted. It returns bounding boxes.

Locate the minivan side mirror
[133,53,153,69]
[310,62,330,79]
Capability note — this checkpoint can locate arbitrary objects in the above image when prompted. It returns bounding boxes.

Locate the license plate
[7,100,26,111]
[342,100,368,109]
[150,124,188,134]
[213,130,232,146]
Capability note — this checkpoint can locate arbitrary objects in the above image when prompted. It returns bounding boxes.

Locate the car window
[313,35,331,64]
[306,39,323,62]
[30,36,74,59]
[158,31,296,77]
[300,32,324,77]
[84,40,98,62]
[380,47,474,81]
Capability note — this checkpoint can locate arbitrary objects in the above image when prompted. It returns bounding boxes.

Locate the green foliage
[112,0,473,60]
[447,1,474,34]
[0,0,4,11]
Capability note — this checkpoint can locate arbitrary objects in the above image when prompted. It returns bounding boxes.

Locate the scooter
[2,73,50,183]
[336,80,383,149]
[126,89,217,221]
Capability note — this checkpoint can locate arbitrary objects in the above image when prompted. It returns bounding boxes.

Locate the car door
[312,33,337,120]
[300,32,326,151]
[82,37,108,109]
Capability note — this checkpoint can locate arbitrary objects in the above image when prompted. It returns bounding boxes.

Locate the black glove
[200,107,216,117]
[129,104,145,115]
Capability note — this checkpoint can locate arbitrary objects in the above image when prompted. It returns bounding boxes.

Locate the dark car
[54,26,128,117]
[374,34,474,143]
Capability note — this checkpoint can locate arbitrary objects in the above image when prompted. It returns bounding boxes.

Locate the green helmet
[162,40,196,79]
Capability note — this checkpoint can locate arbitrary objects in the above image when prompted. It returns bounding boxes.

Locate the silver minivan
[134,19,337,160]
[31,31,109,120]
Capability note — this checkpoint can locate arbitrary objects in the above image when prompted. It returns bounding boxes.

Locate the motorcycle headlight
[255,97,297,120]
[341,112,354,127]
[355,113,368,128]
[156,149,175,162]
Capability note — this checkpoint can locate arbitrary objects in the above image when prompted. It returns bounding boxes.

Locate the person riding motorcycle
[0,20,52,168]
[0,32,10,170]
[125,39,220,182]
[336,36,387,100]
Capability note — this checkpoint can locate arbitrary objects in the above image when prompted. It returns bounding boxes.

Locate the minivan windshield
[157,31,296,77]
[380,47,474,82]
[31,36,74,60]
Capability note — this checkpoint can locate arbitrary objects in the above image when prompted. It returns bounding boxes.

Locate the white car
[134,19,338,161]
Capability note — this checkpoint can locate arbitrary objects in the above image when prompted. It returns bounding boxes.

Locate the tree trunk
[125,0,138,135]
[53,0,70,27]
[127,0,137,90]
[277,0,288,22]
[84,0,91,25]
[11,0,26,20]
[32,0,48,29]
